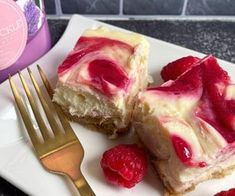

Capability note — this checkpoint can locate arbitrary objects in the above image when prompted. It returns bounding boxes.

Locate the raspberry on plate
[160,56,200,81]
[215,188,235,196]
[100,144,148,188]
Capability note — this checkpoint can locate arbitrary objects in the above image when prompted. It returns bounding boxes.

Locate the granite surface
[1,19,235,195]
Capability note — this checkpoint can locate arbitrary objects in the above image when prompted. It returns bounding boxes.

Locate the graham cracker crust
[60,105,130,136]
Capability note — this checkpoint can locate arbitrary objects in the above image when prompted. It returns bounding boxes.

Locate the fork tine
[36,65,54,99]
[18,71,51,142]
[37,65,77,139]
[27,68,62,136]
[9,75,40,146]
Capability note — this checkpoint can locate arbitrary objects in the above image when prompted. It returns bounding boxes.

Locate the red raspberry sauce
[171,135,206,167]
[88,59,130,95]
[58,37,133,74]
[172,135,192,164]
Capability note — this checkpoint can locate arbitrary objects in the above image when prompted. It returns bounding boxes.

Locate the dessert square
[133,56,235,193]
[53,27,150,135]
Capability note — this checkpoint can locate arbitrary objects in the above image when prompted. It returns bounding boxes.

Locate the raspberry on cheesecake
[53,27,150,135]
[133,55,235,193]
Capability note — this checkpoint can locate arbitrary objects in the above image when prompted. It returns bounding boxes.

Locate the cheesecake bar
[53,27,150,135]
[133,56,235,193]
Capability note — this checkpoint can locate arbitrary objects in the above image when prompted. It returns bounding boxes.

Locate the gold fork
[9,65,95,196]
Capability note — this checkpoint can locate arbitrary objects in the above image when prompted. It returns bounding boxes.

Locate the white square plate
[0,15,235,196]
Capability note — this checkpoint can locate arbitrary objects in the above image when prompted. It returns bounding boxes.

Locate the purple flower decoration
[24,0,41,37]
[17,0,44,39]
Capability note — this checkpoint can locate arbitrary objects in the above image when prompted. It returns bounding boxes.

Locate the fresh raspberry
[215,188,235,196]
[100,144,148,188]
[161,56,200,81]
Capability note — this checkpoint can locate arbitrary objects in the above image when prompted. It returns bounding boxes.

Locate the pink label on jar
[0,0,27,70]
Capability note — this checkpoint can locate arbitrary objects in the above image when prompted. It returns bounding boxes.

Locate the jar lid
[0,0,28,70]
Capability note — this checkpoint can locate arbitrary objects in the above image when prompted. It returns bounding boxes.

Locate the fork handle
[73,175,96,196]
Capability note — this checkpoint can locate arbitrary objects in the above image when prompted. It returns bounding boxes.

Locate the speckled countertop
[49,19,235,63]
[1,19,235,196]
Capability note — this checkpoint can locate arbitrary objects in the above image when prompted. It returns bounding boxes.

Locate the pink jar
[0,0,51,83]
